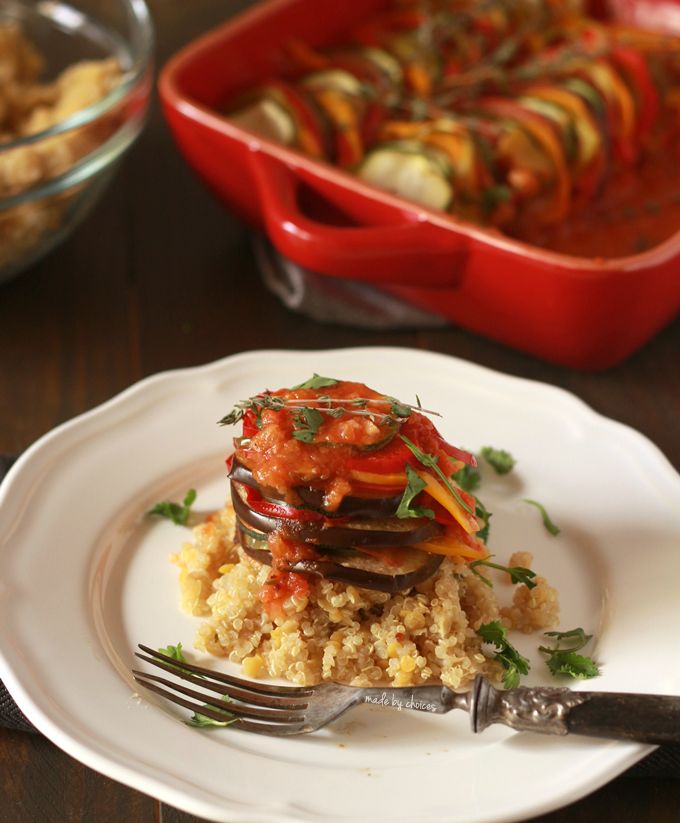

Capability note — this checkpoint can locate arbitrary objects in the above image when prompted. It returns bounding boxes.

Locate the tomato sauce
[235,382,460,504]
[517,148,680,257]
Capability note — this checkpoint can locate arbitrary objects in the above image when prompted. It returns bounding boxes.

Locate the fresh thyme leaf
[187,694,237,729]
[469,557,537,589]
[453,463,481,493]
[217,406,246,426]
[396,465,435,520]
[477,620,530,689]
[389,398,412,418]
[291,374,339,390]
[523,499,560,536]
[480,446,516,475]
[400,436,474,515]
[148,488,197,526]
[539,628,600,680]
[219,392,440,430]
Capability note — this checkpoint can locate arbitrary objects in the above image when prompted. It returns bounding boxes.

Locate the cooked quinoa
[171,503,560,688]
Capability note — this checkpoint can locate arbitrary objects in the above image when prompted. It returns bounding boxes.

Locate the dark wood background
[1,1,679,820]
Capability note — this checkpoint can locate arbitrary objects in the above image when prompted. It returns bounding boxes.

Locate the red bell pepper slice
[346,434,412,474]
[241,484,323,522]
[267,80,329,160]
[241,409,260,439]
[611,45,660,144]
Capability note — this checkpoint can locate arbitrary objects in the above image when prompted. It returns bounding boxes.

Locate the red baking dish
[159,0,680,369]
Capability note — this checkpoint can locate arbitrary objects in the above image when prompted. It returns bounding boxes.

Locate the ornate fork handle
[470,677,680,744]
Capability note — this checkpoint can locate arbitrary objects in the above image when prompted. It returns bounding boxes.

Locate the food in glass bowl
[227,0,680,256]
[0,0,152,282]
[171,376,559,689]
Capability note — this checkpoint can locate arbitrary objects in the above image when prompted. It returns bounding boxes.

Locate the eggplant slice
[240,541,444,593]
[229,459,404,517]
[231,480,443,547]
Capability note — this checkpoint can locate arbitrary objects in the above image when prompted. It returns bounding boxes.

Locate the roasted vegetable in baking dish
[228,0,680,237]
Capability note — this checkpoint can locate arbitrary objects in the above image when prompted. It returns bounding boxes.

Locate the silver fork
[133,644,680,743]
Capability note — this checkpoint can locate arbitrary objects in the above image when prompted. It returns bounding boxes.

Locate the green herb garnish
[453,462,481,493]
[187,694,237,729]
[539,628,600,680]
[477,620,530,689]
[218,392,439,429]
[148,489,197,526]
[480,446,516,475]
[389,398,413,418]
[158,642,186,662]
[400,435,474,515]
[469,556,537,589]
[481,184,512,214]
[156,642,192,674]
[291,374,339,390]
[523,499,560,535]
[473,496,492,543]
[396,464,435,520]
[291,406,325,442]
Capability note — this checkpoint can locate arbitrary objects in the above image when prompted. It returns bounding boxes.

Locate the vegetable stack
[229,0,680,233]
[220,376,488,615]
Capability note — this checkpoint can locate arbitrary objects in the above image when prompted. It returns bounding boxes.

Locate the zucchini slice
[302,69,368,97]
[229,98,296,145]
[358,141,454,210]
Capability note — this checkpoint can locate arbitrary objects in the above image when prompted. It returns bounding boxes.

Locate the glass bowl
[0,0,153,283]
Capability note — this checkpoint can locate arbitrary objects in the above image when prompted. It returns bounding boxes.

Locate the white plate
[2,348,680,823]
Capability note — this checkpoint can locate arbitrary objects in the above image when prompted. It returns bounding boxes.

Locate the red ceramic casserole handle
[249,150,467,286]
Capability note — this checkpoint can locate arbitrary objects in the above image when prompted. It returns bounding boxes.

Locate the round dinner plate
[1,348,680,823]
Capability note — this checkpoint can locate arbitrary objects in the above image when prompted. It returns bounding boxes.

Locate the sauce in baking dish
[517,150,680,257]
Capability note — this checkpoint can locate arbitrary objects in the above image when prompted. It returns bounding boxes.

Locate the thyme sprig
[218,392,440,428]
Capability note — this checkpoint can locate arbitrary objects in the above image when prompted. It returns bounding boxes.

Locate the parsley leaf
[523,499,560,536]
[156,642,191,674]
[396,465,435,520]
[186,694,237,729]
[539,628,600,680]
[148,489,197,526]
[400,436,474,515]
[453,463,481,493]
[469,556,537,589]
[473,496,492,543]
[158,642,186,662]
[291,407,325,442]
[291,374,339,390]
[480,446,516,475]
[477,620,530,689]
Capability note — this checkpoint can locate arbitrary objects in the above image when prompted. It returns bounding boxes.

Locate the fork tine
[134,652,309,710]
[134,677,311,736]
[138,645,314,697]
[132,672,306,723]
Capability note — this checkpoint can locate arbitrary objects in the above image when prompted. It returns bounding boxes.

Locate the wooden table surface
[1,1,680,820]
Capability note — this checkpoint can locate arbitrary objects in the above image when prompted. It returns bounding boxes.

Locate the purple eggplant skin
[231,480,443,547]
[229,458,404,517]
[241,543,444,593]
